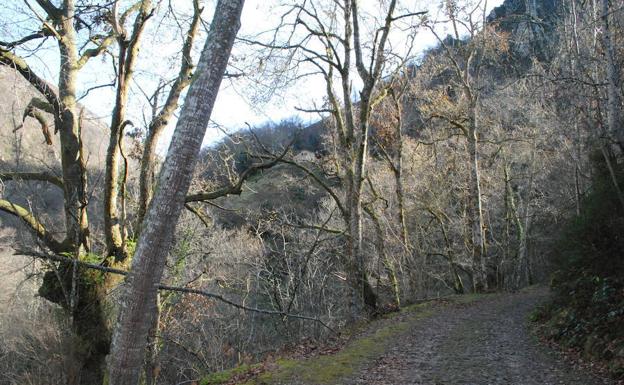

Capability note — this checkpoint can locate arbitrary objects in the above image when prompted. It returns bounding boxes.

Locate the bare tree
[422,1,509,291]
[246,0,424,316]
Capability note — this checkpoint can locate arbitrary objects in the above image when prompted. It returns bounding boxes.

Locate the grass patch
[254,319,419,384]
[200,364,262,385]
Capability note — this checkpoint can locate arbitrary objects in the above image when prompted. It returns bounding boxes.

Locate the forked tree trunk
[106,1,245,383]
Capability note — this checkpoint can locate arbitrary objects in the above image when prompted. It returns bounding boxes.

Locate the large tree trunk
[347,95,378,317]
[106,2,245,383]
[346,171,373,317]
[57,5,108,383]
[57,3,89,252]
[144,294,162,385]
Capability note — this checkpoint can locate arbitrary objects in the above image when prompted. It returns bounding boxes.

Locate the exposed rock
[488,0,562,60]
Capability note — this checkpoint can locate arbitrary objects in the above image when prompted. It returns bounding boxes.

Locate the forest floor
[208,287,616,385]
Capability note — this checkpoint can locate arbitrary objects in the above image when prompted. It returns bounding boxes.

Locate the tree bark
[364,206,400,308]
[106,1,245,383]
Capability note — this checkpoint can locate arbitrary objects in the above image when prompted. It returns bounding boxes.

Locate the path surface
[346,289,612,385]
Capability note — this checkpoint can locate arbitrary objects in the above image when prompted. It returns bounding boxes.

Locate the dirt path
[346,288,612,385]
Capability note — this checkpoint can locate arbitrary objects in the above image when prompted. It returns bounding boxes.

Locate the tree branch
[0,50,60,110]
[0,171,63,188]
[391,11,427,22]
[76,34,116,69]
[0,199,66,253]
[254,154,347,219]
[33,0,61,19]
[0,31,50,48]
[428,113,469,136]
[283,221,344,235]
[15,249,337,333]
[185,146,289,203]
[184,202,212,227]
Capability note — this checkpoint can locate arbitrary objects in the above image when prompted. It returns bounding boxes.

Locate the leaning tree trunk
[106,1,245,383]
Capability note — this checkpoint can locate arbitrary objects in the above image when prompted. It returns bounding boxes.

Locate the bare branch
[184,203,212,228]
[0,31,50,48]
[0,171,63,188]
[0,50,61,110]
[76,34,116,69]
[254,154,347,219]
[185,145,291,203]
[33,0,60,19]
[284,221,345,235]
[391,11,428,22]
[0,199,67,253]
[428,113,470,136]
[25,0,61,40]
[15,249,337,333]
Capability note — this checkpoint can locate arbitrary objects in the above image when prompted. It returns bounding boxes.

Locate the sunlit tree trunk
[107,2,245,383]
[137,0,202,228]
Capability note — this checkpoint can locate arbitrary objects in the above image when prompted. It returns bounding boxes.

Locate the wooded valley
[0,0,622,384]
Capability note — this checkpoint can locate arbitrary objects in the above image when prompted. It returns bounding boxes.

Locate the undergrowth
[532,153,624,379]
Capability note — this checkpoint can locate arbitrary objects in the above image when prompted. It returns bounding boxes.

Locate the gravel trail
[347,289,612,385]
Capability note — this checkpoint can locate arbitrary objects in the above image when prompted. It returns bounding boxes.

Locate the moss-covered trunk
[39,264,111,385]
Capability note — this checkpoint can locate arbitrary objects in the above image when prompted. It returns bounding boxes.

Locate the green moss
[452,293,486,304]
[200,364,260,385]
